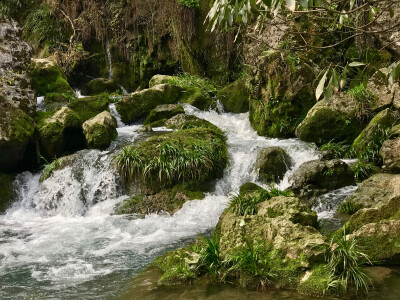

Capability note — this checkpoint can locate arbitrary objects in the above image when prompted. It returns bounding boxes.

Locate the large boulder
[255,147,292,183]
[86,78,119,95]
[367,70,400,112]
[30,58,73,96]
[349,220,400,264]
[149,75,174,87]
[0,103,35,172]
[116,84,182,123]
[380,138,400,173]
[144,104,184,125]
[218,79,250,113]
[295,93,363,146]
[164,114,221,132]
[38,107,85,159]
[218,196,325,262]
[352,108,398,156]
[343,173,400,231]
[290,159,355,206]
[67,94,110,122]
[82,111,117,150]
[0,19,35,115]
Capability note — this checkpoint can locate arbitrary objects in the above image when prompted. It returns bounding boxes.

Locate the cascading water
[0,104,321,299]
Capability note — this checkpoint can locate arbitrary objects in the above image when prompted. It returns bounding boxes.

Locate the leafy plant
[326,231,372,293]
[177,0,200,8]
[198,233,222,279]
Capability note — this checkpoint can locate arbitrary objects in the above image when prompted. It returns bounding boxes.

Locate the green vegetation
[228,187,292,216]
[348,85,377,123]
[113,128,228,189]
[319,141,354,159]
[67,94,111,122]
[198,233,222,279]
[337,200,360,215]
[177,0,200,8]
[351,160,377,182]
[358,125,392,165]
[39,157,64,182]
[166,73,217,99]
[326,231,372,293]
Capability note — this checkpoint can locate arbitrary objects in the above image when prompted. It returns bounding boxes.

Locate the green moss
[39,157,65,182]
[218,79,250,113]
[0,174,15,212]
[297,264,333,296]
[68,94,110,122]
[238,182,264,196]
[30,60,73,96]
[86,78,119,95]
[144,104,185,125]
[84,123,117,150]
[166,115,222,133]
[355,233,400,264]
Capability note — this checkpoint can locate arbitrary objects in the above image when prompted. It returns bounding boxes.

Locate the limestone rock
[149,75,174,88]
[218,79,250,113]
[380,138,400,173]
[290,159,355,206]
[86,78,119,95]
[83,111,117,149]
[255,147,292,183]
[116,84,182,123]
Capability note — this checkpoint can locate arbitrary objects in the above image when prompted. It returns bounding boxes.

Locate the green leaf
[349,62,366,67]
[316,69,329,100]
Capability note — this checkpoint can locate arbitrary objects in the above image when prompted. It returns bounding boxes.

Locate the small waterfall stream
[0,104,353,299]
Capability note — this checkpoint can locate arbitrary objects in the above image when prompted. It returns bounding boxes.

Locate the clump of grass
[39,156,64,182]
[337,200,360,215]
[167,73,217,98]
[320,141,354,159]
[358,125,391,165]
[198,233,222,279]
[326,230,372,293]
[113,129,228,188]
[348,84,377,123]
[352,160,376,182]
[228,187,292,216]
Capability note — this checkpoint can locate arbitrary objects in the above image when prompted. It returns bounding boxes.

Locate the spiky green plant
[326,231,372,293]
[320,141,353,159]
[198,233,222,279]
[337,201,360,215]
[352,160,376,181]
[39,156,64,183]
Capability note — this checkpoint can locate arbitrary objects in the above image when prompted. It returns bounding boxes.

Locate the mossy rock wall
[0,174,15,212]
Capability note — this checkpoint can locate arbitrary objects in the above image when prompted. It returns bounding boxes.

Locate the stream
[1,103,396,299]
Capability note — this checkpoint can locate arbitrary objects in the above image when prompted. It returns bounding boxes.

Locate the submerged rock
[255,147,292,183]
[38,107,85,159]
[295,93,363,146]
[82,111,117,150]
[290,159,355,206]
[218,79,250,113]
[86,78,119,95]
[116,84,182,123]
[144,104,184,125]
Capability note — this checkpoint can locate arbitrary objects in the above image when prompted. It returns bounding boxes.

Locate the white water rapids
[1,104,344,299]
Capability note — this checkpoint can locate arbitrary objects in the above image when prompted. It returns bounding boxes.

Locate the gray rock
[255,147,292,183]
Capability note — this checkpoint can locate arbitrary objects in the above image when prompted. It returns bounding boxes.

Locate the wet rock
[295,93,363,146]
[38,107,85,159]
[0,173,15,212]
[255,147,292,183]
[67,94,110,122]
[0,103,35,172]
[218,79,250,113]
[86,78,119,95]
[82,111,117,150]
[144,104,184,125]
[0,19,35,115]
[380,138,400,173]
[116,84,182,123]
[290,159,355,206]
[352,108,398,156]
[218,196,325,262]
[30,58,73,96]
[349,220,400,263]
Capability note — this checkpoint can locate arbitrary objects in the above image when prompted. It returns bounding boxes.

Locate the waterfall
[0,105,322,299]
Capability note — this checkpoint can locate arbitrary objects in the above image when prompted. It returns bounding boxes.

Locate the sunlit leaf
[316,68,329,100]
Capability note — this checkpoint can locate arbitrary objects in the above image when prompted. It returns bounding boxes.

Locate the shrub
[326,231,372,293]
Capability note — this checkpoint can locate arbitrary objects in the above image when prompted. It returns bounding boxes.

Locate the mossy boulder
[43,93,71,111]
[115,84,182,123]
[144,104,185,125]
[295,93,364,146]
[86,78,119,95]
[178,86,216,111]
[67,94,110,122]
[218,196,325,261]
[0,174,15,212]
[343,173,400,231]
[116,182,206,215]
[0,104,35,172]
[119,127,228,194]
[290,159,355,206]
[38,107,85,159]
[218,79,250,113]
[349,220,400,263]
[352,108,398,156]
[149,75,174,87]
[30,58,73,96]
[297,264,335,297]
[380,137,400,173]
[367,71,400,112]
[255,147,292,183]
[82,111,117,150]
[164,114,220,132]
[238,182,264,195]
